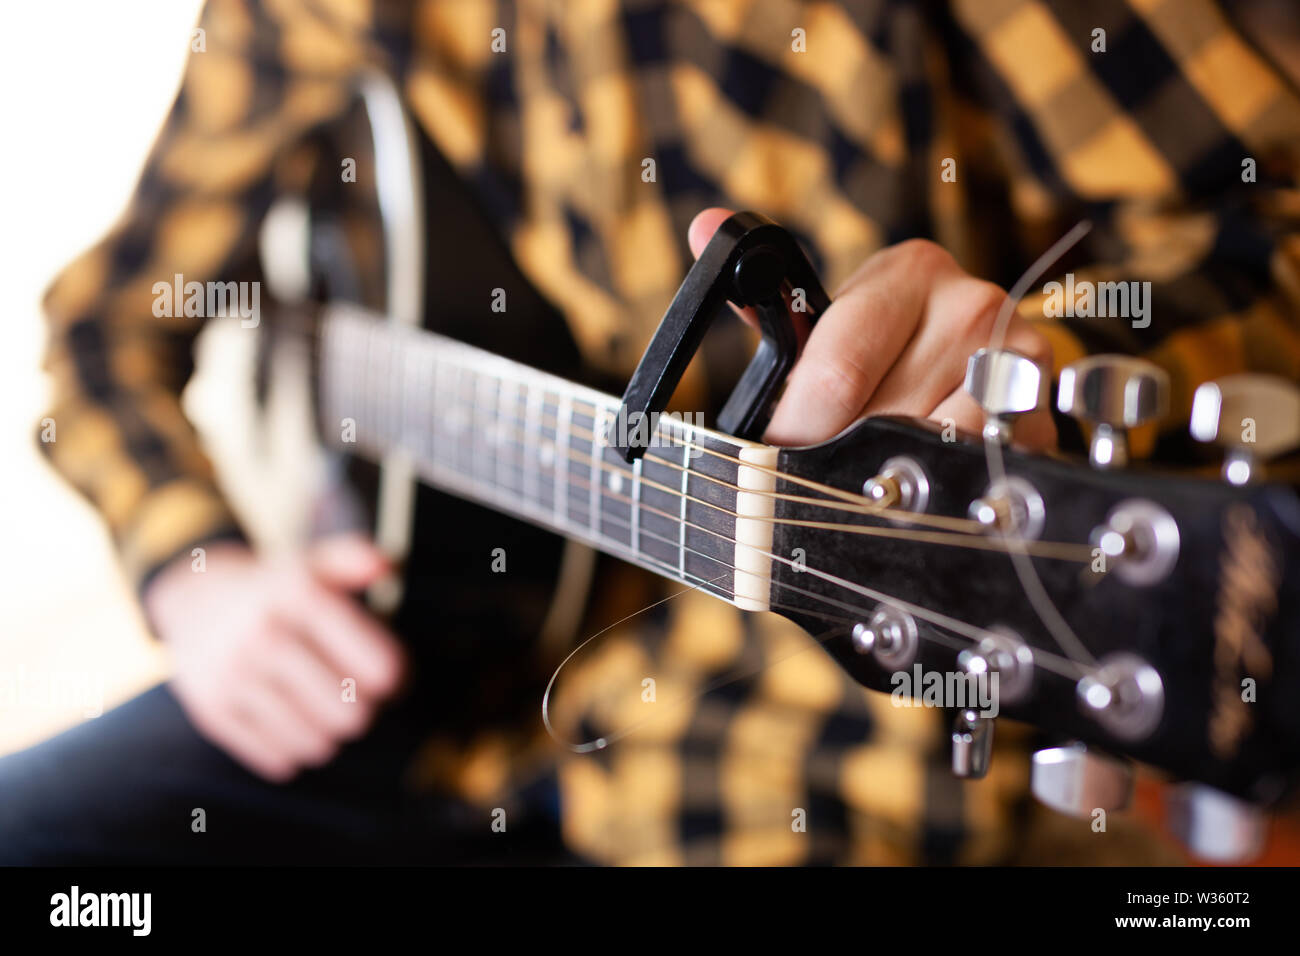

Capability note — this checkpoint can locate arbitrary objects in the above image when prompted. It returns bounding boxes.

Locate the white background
[0,1,206,752]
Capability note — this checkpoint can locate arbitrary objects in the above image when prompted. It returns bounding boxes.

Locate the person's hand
[688,208,1057,450]
[144,534,407,782]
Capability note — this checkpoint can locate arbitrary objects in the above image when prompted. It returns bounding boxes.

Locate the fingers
[306,533,390,591]
[687,207,760,328]
[864,274,1009,417]
[687,207,734,258]
[928,388,1058,451]
[231,676,336,770]
[276,581,406,701]
[764,242,930,445]
[926,316,1058,451]
[209,717,299,783]
[260,631,373,741]
[183,689,299,783]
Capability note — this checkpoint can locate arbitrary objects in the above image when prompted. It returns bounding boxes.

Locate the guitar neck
[318,304,779,611]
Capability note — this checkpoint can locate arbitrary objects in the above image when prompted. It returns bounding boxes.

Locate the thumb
[688,206,736,259]
[306,533,391,591]
[687,206,759,328]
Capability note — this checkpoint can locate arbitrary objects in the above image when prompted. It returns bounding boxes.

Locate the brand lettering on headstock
[1209,505,1277,759]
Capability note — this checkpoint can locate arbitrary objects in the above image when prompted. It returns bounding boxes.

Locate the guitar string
[405,381,1096,562]
[329,327,1105,655]
[539,570,855,753]
[561,440,1093,562]
[398,425,1094,689]
[343,316,1000,534]
[460,381,1096,562]
[567,395,978,518]
[327,333,1109,749]
[551,469,1092,680]
[397,422,1101,758]
[511,389,994,533]
[364,409,1095,681]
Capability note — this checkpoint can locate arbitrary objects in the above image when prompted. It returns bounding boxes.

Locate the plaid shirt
[40,0,1300,864]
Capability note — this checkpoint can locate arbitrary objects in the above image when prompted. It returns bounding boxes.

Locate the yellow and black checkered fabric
[39,0,1300,864]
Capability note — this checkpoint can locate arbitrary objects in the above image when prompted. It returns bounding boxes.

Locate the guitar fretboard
[318,304,779,610]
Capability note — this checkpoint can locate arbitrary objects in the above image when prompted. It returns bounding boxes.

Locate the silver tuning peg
[951,709,993,779]
[1189,373,1300,485]
[964,348,1048,444]
[1057,355,1169,468]
[1165,783,1266,863]
[1076,652,1165,740]
[1031,742,1134,817]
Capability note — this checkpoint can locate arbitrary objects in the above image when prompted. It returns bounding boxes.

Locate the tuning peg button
[862,456,930,513]
[964,348,1048,444]
[957,627,1035,704]
[1190,373,1300,484]
[951,709,993,779]
[1057,355,1169,468]
[1166,784,1266,863]
[1076,651,1165,740]
[1031,742,1134,817]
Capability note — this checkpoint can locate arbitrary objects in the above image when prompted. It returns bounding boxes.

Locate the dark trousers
[0,684,573,865]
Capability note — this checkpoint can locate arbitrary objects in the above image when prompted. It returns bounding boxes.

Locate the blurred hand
[688,208,1057,450]
[145,534,406,782]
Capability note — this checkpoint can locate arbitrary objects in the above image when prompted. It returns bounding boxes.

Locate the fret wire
[631,457,642,556]
[377,327,387,444]
[589,406,604,538]
[525,379,542,511]
[374,322,388,445]
[403,329,424,450]
[373,324,385,444]
[473,369,488,485]
[432,353,447,468]
[678,423,692,579]
[423,337,437,464]
[456,355,472,474]
[494,373,509,496]
[555,393,572,529]
[361,323,375,447]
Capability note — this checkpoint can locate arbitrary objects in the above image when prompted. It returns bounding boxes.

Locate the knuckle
[965,282,1010,332]
[369,648,405,696]
[809,359,871,418]
[301,735,336,767]
[337,702,373,739]
[896,238,952,272]
[1021,326,1053,365]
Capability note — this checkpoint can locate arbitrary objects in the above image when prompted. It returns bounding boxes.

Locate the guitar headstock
[766,351,1300,859]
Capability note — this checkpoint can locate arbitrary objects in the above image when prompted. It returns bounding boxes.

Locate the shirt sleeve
[38,0,366,593]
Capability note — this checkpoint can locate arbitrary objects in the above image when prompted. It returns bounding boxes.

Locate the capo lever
[607,211,830,462]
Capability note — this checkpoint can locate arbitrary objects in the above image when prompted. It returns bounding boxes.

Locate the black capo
[607,211,831,462]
